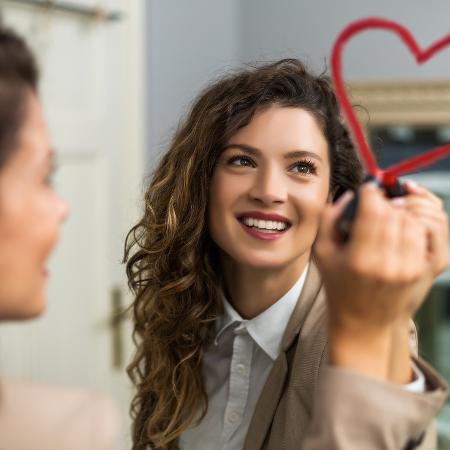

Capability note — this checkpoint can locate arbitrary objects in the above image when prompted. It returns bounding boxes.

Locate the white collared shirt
[179,265,424,450]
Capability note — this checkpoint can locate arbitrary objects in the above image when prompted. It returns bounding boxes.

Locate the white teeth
[241,217,288,231]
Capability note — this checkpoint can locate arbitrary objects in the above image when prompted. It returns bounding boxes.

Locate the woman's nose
[248,166,287,205]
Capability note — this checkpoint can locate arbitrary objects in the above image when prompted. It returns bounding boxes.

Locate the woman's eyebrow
[222,143,323,163]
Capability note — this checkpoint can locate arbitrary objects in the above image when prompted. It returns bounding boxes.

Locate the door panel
[0,2,144,447]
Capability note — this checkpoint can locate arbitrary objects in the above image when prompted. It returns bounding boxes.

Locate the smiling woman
[125,59,449,450]
[209,106,332,318]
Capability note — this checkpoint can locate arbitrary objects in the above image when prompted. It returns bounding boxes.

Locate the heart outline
[331,17,450,187]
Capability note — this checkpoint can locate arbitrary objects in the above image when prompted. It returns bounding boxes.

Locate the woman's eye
[291,160,317,175]
[226,155,317,175]
[227,155,254,167]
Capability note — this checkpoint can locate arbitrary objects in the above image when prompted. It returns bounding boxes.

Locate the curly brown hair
[123,58,364,450]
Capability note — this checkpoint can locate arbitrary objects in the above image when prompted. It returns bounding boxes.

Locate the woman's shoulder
[0,378,119,450]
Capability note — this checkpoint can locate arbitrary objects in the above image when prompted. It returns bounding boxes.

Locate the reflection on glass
[370,126,450,173]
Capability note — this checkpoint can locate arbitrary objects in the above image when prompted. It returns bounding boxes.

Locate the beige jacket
[243,262,449,450]
[0,378,119,450]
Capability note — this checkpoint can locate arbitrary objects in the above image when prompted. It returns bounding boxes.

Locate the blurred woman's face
[0,93,68,319]
[208,105,330,272]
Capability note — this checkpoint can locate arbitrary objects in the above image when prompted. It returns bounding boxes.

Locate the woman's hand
[314,182,439,382]
[390,180,449,316]
[387,181,449,383]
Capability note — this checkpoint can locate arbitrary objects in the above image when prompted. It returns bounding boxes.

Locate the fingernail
[337,190,354,204]
[406,180,419,189]
[391,197,406,206]
[365,181,379,190]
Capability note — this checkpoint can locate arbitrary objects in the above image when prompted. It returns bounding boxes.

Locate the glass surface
[369,126,450,173]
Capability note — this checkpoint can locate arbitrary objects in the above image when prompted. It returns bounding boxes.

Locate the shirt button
[236,364,246,375]
[228,412,239,423]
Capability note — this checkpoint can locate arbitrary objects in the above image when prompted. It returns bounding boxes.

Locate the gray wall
[145,0,241,165]
[145,0,450,168]
[240,0,450,79]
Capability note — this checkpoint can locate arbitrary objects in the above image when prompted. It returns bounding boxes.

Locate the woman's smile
[237,215,292,241]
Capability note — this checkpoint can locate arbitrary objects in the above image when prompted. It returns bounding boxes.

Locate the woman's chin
[23,302,47,320]
[0,293,47,321]
[218,246,296,272]
[24,292,48,319]
[236,253,290,270]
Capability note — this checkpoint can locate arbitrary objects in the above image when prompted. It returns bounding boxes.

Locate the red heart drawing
[331,18,450,187]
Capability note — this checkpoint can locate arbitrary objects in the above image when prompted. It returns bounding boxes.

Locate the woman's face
[208,105,331,271]
[0,93,68,319]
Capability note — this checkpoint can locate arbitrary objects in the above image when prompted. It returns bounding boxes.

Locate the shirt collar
[215,264,309,360]
[214,296,243,344]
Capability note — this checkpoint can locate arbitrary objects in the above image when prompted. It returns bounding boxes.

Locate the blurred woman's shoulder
[0,378,119,450]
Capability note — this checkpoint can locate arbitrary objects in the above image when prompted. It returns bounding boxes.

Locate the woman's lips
[237,218,290,241]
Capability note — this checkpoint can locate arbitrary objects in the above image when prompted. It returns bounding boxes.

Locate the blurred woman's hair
[124,58,364,450]
[0,26,38,170]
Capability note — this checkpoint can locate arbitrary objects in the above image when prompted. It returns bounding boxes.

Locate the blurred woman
[125,59,449,450]
[0,26,118,450]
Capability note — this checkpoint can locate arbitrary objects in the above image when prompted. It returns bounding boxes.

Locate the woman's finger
[397,208,449,276]
[398,213,427,280]
[404,205,448,225]
[349,183,386,253]
[315,190,354,255]
[400,200,449,239]
[403,180,444,208]
[391,195,444,213]
[409,215,448,263]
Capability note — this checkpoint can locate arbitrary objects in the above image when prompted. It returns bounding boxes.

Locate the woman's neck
[220,252,310,319]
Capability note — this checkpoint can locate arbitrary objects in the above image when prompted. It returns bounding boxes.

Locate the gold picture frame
[348,79,450,127]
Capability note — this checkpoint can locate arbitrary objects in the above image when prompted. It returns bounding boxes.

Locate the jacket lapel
[281,261,324,353]
[242,352,289,450]
[242,262,324,450]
